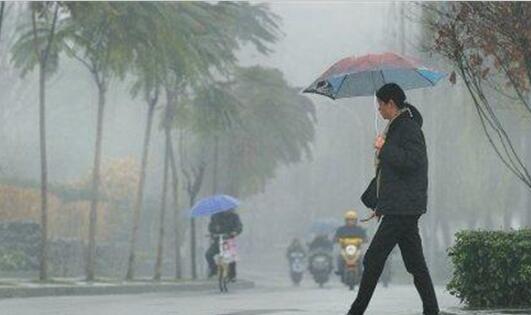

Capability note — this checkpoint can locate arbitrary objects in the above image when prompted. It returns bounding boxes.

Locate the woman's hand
[374,134,385,152]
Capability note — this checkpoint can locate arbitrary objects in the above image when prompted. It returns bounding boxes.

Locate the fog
[0,1,529,288]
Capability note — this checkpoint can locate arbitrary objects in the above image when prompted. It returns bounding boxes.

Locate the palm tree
[177,130,207,280]
[63,2,136,281]
[175,85,243,279]
[152,76,180,280]
[125,2,168,281]
[153,131,170,281]
[125,2,224,280]
[11,1,62,281]
[173,2,280,280]
[126,1,280,281]
[126,74,159,281]
[175,66,316,278]
[219,66,316,198]
[167,135,182,279]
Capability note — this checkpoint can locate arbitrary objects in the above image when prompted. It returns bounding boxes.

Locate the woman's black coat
[362,108,428,216]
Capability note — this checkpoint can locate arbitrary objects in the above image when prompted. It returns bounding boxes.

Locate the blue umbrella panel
[190,194,241,218]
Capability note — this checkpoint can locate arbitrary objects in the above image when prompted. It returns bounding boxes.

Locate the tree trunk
[126,101,156,280]
[38,62,48,281]
[33,1,59,283]
[87,84,105,282]
[178,132,205,280]
[0,2,5,42]
[190,198,197,280]
[212,135,219,194]
[188,171,204,280]
[154,131,170,281]
[167,133,182,279]
[202,136,220,278]
[227,139,241,197]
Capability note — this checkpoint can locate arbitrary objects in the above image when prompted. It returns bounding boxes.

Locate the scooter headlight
[311,255,329,270]
[345,245,357,256]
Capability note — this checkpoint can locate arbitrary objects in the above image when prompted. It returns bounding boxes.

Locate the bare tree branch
[419,2,531,190]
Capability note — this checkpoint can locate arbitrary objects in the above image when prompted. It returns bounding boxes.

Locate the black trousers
[348,215,439,315]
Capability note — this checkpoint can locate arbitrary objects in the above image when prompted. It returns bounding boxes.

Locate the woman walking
[347,83,439,315]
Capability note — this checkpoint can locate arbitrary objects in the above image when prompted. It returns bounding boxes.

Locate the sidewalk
[0,278,254,298]
[442,306,531,315]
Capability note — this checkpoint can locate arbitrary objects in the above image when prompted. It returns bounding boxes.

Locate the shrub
[0,221,40,271]
[0,248,33,270]
[447,229,531,308]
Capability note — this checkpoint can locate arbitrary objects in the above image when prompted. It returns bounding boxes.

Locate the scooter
[308,248,333,288]
[337,236,363,290]
[288,250,305,285]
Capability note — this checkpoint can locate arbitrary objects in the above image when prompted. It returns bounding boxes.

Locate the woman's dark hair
[376,83,407,108]
[376,83,423,127]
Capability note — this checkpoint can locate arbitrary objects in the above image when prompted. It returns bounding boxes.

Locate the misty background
[0,1,529,284]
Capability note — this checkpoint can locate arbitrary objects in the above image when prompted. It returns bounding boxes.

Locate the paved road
[0,271,463,315]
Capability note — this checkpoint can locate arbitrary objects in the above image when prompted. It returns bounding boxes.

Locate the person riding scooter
[334,210,367,277]
[309,234,334,252]
[287,238,307,285]
[307,233,334,287]
[287,238,306,259]
[206,209,242,280]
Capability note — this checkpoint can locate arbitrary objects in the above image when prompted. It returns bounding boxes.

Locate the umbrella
[303,52,446,133]
[303,52,446,99]
[190,194,240,218]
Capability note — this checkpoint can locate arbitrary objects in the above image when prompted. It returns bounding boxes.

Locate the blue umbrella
[190,194,241,218]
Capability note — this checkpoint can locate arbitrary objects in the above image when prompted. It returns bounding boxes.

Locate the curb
[440,307,531,315]
[0,279,254,299]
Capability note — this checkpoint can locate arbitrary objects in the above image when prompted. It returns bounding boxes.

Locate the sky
[239,2,393,88]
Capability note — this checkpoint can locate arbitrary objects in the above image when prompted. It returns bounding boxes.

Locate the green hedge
[0,248,34,271]
[0,221,40,271]
[447,229,531,308]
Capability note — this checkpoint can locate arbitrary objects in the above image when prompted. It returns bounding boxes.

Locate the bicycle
[211,233,237,293]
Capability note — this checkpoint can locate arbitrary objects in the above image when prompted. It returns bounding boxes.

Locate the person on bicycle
[334,210,367,276]
[206,209,243,280]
